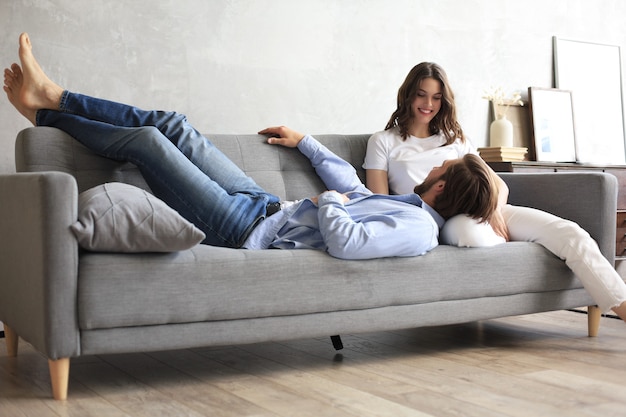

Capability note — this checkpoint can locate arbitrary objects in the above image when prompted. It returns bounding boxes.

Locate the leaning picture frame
[553,37,626,164]
[527,87,577,162]
[490,101,532,151]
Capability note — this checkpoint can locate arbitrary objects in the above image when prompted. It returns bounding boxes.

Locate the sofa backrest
[15,127,371,200]
[13,127,618,262]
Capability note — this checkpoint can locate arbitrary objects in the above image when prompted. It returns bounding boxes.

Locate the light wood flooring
[2,310,626,417]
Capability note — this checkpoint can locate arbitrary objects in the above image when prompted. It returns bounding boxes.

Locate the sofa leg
[587,305,601,337]
[3,323,18,357]
[330,335,343,350]
[48,358,70,400]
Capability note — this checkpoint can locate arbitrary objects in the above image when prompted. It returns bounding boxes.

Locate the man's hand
[259,126,305,148]
[310,190,350,206]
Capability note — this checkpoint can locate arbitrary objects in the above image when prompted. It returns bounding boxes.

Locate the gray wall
[1,0,625,173]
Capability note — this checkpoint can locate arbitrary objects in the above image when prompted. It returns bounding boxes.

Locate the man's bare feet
[3,33,64,125]
[4,63,35,124]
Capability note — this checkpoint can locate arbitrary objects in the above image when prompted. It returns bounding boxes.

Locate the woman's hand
[489,208,510,241]
[259,126,305,148]
[486,165,510,240]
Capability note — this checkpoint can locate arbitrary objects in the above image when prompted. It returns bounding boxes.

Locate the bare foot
[612,301,626,323]
[4,63,36,124]
[3,33,64,125]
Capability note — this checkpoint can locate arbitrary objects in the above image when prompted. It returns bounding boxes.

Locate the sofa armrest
[0,171,80,359]
[499,172,617,263]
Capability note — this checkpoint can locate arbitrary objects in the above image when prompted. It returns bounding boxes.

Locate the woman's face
[410,77,443,126]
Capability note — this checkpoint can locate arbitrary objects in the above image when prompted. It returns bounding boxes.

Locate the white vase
[490,116,513,148]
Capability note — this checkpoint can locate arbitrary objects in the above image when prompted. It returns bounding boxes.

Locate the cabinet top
[487,161,626,170]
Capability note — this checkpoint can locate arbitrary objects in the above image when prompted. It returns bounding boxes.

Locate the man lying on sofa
[3,33,498,260]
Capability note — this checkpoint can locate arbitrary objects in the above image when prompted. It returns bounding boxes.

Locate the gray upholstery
[0,126,617,363]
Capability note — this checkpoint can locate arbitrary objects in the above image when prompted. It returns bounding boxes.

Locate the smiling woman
[361,59,626,328]
[363,62,473,197]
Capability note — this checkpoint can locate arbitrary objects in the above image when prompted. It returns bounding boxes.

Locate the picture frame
[527,87,577,162]
[490,101,532,153]
[553,37,626,165]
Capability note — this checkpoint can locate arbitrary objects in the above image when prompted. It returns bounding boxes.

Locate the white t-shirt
[362,127,477,195]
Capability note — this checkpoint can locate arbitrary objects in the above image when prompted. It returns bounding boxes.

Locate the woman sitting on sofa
[363,61,626,322]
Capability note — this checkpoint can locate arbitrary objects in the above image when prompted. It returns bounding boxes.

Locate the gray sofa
[0,126,617,400]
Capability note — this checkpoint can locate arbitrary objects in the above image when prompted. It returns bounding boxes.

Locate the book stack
[478,147,528,162]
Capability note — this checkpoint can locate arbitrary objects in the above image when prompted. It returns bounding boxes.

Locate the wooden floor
[2,311,626,417]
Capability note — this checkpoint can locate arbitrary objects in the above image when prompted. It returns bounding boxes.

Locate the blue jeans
[36,91,279,248]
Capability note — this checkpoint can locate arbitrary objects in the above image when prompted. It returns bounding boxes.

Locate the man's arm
[315,192,439,259]
[259,126,438,260]
[259,125,305,148]
[259,126,370,195]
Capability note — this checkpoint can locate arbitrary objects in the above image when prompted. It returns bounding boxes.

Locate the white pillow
[440,214,506,247]
[71,183,205,252]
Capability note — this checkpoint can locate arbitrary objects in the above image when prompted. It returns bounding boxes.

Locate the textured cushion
[71,183,205,252]
[77,242,583,331]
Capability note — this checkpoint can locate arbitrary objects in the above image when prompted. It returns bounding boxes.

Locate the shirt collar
[420,201,445,229]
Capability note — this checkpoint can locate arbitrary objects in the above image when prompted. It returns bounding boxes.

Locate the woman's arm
[488,167,510,240]
[492,169,509,207]
[366,169,390,194]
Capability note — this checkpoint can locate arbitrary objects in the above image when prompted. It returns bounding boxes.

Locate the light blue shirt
[243,135,444,260]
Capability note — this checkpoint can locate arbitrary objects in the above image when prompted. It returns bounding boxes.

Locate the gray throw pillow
[71,183,205,252]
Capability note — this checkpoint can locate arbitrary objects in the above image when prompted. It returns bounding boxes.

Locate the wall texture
[1,0,625,173]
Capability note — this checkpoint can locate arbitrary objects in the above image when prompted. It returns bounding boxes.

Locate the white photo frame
[528,87,577,162]
[553,37,625,164]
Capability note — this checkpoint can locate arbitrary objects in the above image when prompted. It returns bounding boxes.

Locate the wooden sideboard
[488,161,626,261]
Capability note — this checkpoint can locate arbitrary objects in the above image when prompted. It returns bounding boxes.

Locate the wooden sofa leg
[3,323,19,357]
[587,305,601,337]
[48,358,70,401]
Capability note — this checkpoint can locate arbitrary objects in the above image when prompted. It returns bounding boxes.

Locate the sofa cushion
[76,242,587,331]
[71,182,205,252]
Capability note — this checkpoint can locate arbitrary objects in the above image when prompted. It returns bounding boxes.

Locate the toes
[4,69,13,86]
[10,63,22,76]
[3,64,23,88]
[4,64,19,78]
[19,33,32,50]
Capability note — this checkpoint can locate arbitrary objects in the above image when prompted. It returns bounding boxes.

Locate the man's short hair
[434,154,499,222]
